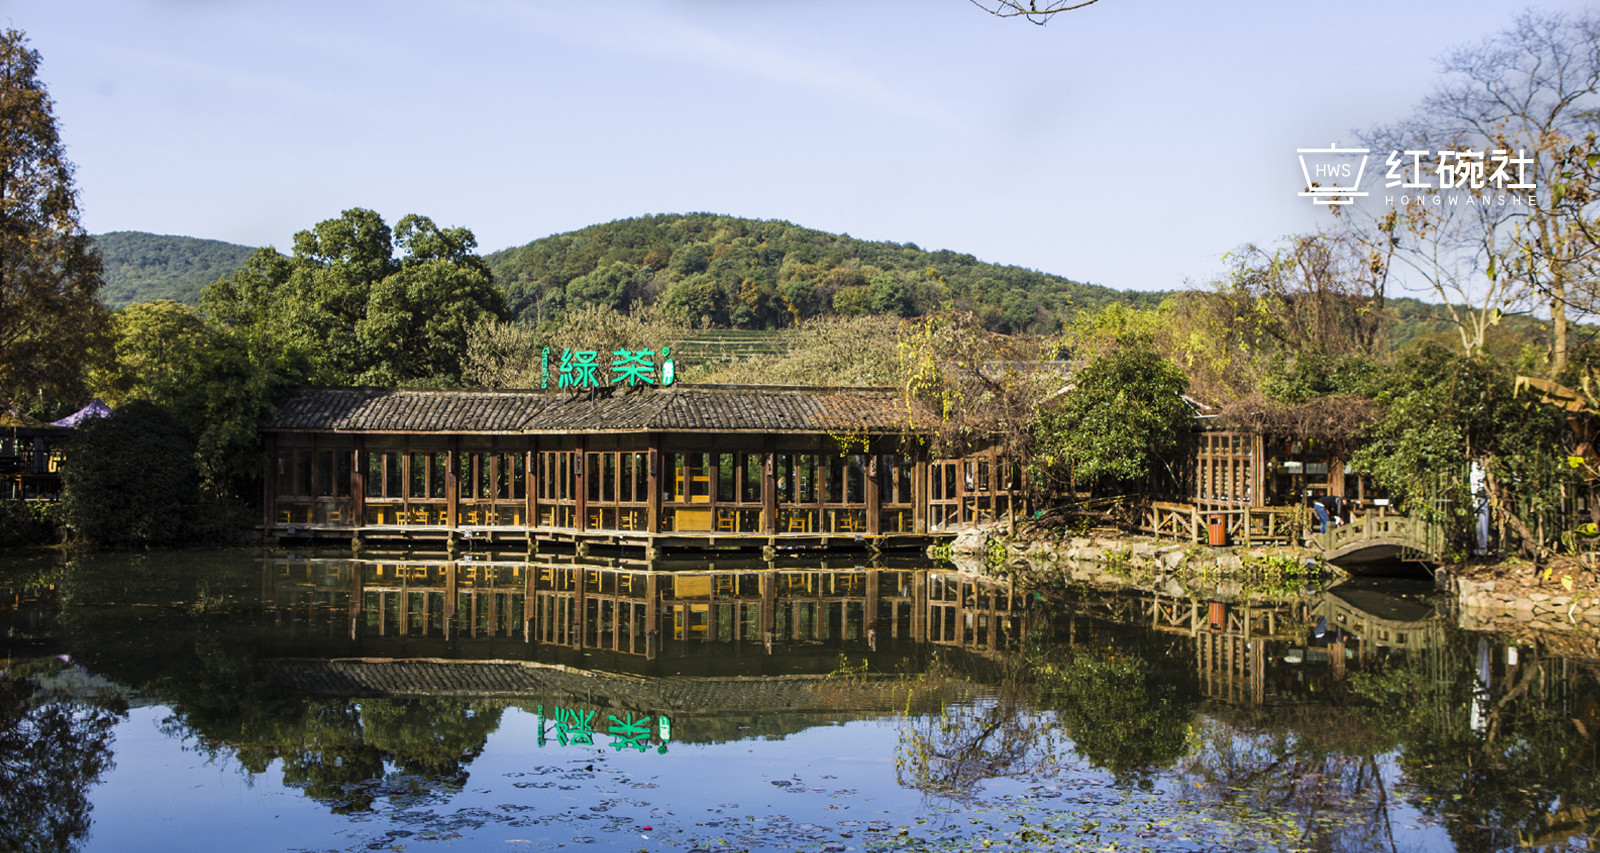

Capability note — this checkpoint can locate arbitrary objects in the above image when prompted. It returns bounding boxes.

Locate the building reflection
[260,554,1040,674]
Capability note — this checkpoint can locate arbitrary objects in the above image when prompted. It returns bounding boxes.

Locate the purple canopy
[51,398,112,427]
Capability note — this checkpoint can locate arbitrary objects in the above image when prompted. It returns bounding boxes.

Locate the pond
[1,548,1596,852]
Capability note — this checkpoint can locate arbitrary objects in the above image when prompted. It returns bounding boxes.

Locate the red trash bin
[1207,515,1227,547]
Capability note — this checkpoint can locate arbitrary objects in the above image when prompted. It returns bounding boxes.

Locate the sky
[4,0,1596,294]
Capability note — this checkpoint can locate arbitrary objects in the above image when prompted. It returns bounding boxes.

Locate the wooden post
[575,438,588,532]
[647,435,662,536]
[866,448,881,536]
[524,446,536,531]
[762,440,777,535]
[446,439,459,529]
[912,444,927,534]
[350,445,365,528]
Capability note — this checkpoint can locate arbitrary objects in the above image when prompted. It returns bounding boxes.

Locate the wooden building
[1146,421,1383,546]
[1,414,69,501]
[262,385,1024,552]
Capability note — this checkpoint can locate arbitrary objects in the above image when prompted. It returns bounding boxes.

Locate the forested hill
[484,213,1159,333]
[93,231,257,308]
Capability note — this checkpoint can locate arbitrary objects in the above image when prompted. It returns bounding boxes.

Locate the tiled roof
[266,388,546,432]
[266,385,920,434]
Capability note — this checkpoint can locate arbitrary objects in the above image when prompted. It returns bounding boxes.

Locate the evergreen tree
[0,29,108,413]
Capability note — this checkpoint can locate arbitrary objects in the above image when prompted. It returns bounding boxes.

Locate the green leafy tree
[0,29,109,414]
[1033,336,1190,493]
[1350,344,1568,557]
[59,400,198,546]
[201,209,505,385]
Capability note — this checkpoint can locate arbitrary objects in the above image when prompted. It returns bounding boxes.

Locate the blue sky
[5,0,1594,293]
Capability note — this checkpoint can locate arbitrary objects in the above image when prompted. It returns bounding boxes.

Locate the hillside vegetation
[484,212,1162,333]
[93,231,257,307]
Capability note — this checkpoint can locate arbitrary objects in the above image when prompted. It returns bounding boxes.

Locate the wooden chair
[717,509,737,533]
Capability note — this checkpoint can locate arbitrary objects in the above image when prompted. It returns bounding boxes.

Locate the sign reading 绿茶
[540,346,676,390]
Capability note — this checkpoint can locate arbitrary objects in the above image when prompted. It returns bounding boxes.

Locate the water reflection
[0,551,1596,851]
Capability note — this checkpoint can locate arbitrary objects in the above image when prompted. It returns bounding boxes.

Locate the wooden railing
[1141,502,1304,546]
[1144,502,1444,559]
[1313,510,1442,558]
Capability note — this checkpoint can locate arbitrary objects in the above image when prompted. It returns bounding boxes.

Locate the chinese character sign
[542,344,675,389]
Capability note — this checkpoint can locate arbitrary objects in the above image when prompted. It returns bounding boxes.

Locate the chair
[717,509,738,533]
[787,513,810,533]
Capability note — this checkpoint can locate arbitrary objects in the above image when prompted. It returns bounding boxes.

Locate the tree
[0,29,109,414]
[1032,336,1190,493]
[59,400,199,546]
[970,1,1103,24]
[201,209,506,385]
[1356,9,1600,375]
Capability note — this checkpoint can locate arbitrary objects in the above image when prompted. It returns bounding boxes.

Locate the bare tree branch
[968,0,1103,24]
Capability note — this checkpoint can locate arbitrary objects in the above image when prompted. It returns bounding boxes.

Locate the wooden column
[446,439,459,529]
[912,443,927,534]
[575,438,588,532]
[866,448,881,536]
[647,435,662,535]
[525,445,537,530]
[762,439,777,535]
[760,570,776,651]
[350,444,365,527]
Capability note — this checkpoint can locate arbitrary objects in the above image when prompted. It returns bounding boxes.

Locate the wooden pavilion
[262,384,1025,552]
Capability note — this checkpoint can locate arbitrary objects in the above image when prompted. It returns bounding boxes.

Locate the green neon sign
[540,347,675,390]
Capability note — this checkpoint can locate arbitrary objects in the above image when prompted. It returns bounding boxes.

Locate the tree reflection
[1176,706,1405,853]
[1035,645,1196,785]
[0,667,127,853]
[165,696,506,815]
[1352,642,1600,852]
[895,683,1064,800]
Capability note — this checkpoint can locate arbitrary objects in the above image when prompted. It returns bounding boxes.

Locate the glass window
[718,453,735,503]
[479,453,492,499]
[742,453,762,503]
[335,451,351,498]
[846,454,865,503]
[511,453,526,500]
[296,451,313,497]
[459,453,475,500]
[634,452,649,502]
[277,452,294,495]
[431,453,448,499]
[409,452,427,498]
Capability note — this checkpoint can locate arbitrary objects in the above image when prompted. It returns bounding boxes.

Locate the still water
[1,549,1596,852]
